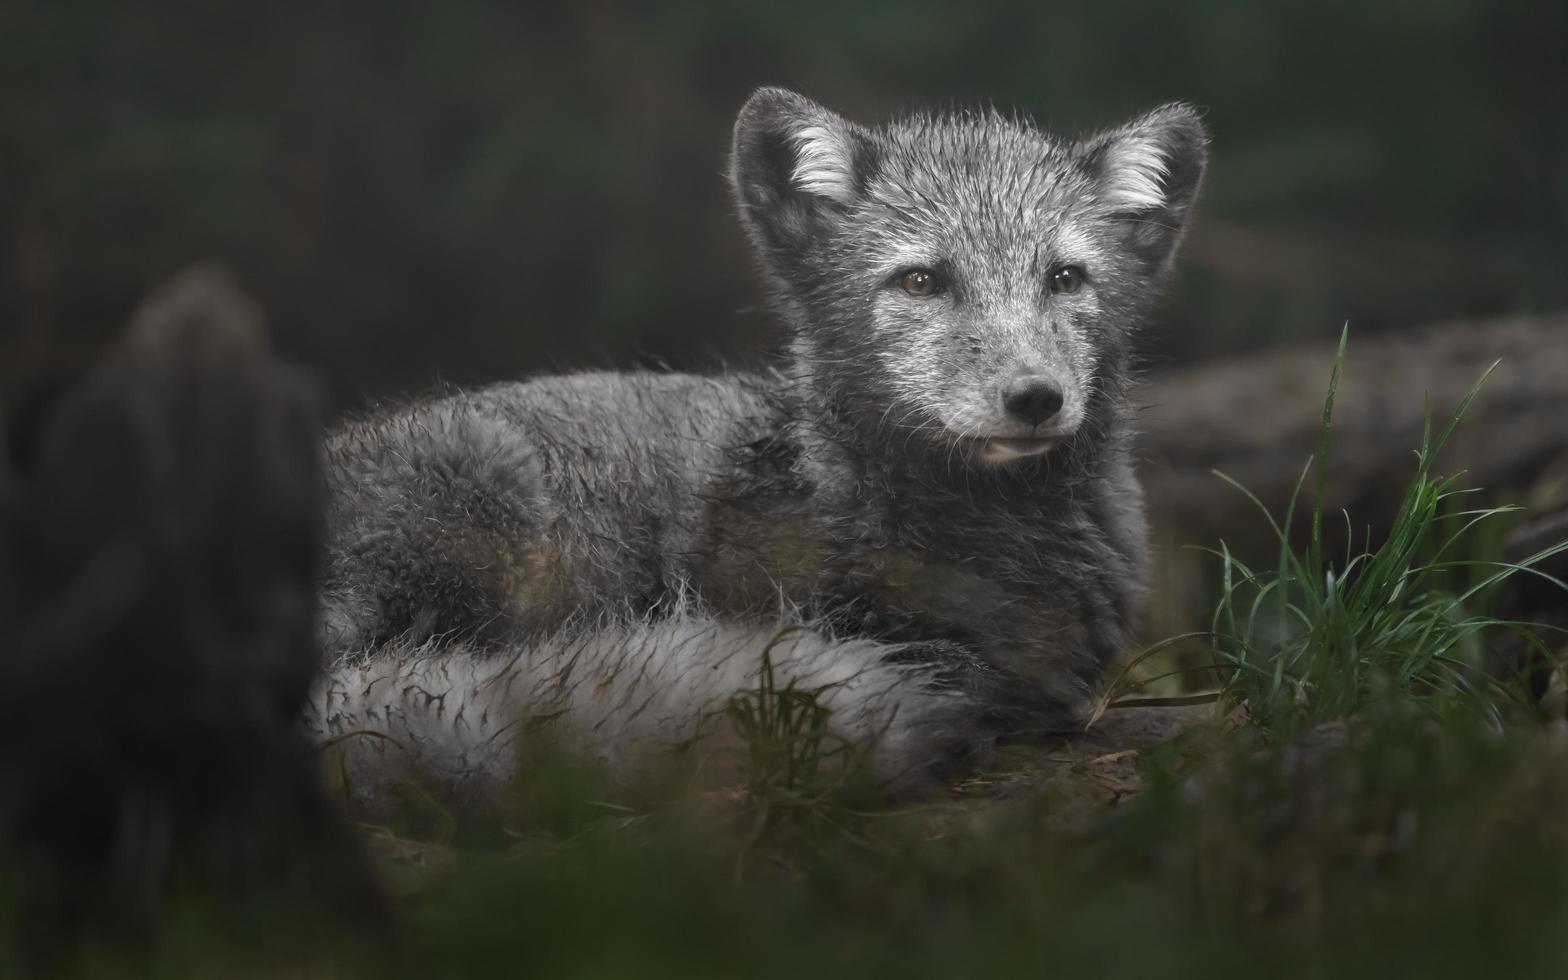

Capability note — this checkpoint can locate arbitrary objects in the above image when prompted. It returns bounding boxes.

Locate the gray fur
[308,89,1207,803]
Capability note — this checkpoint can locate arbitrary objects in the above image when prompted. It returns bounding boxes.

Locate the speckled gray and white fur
[308,88,1207,808]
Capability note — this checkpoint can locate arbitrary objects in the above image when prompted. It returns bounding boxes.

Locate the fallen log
[1138,314,1568,557]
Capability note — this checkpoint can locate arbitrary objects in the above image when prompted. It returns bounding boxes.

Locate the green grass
[710,629,891,879]
[32,723,1568,978]
[1207,326,1567,735]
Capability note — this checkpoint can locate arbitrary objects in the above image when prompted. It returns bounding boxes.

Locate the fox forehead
[862,113,1086,199]
[877,113,1077,186]
[841,117,1106,259]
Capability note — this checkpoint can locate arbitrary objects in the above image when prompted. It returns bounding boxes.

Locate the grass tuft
[1208,325,1568,735]
[726,629,876,857]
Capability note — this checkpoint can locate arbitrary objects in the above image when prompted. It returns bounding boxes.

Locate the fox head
[731,88,1206,466]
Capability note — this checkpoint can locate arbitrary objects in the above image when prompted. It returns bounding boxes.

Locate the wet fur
[309,89,1207,805]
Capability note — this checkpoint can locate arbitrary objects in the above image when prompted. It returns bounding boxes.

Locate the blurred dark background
[3,0,1565,415]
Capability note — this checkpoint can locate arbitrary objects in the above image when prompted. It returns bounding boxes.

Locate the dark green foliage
[21,722,1568,978]
[4,2,1564,411]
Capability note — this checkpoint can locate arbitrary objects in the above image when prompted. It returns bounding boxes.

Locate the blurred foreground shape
[0,266,381,954]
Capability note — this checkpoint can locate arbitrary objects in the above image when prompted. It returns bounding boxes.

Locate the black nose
[1002,376,1064,428]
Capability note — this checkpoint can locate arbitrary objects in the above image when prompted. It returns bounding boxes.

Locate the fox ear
[1080,103,1208,266]
[730,88,876,255]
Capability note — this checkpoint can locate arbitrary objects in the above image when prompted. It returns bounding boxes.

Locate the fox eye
[1049,265,1085,294]
[898,269,944,297]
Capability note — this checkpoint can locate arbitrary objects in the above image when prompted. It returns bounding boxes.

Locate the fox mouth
[976,436,1061,463]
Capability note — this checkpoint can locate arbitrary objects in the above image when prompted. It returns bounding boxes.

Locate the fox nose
[1002,376,1064,428]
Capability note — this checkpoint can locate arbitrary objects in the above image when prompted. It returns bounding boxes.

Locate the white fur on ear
[1098,135,1171,212]
[789,124,857,203]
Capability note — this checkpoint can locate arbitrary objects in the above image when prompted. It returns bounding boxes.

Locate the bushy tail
[309,605,995,811]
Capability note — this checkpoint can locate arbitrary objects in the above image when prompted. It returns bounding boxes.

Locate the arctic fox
[309,88,1207,805]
